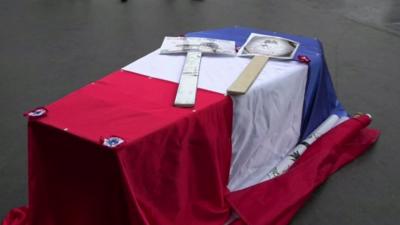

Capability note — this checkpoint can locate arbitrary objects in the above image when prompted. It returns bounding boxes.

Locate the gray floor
[1,0,399,224]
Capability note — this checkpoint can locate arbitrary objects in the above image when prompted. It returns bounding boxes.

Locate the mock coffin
[1,27,379,225]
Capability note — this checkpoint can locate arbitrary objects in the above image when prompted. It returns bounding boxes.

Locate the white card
[159,37,236,55]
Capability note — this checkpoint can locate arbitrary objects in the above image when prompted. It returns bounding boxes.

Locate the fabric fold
[1,207,29,225]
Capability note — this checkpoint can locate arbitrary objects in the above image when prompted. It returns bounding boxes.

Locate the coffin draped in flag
[2,27,379,225]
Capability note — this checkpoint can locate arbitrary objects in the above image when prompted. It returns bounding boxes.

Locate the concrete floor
[1,0,399,224]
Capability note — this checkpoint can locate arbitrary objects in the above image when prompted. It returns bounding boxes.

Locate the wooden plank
[227,55,269,95]
[174,51,202,107]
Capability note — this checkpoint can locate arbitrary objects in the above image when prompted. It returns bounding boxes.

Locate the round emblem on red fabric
[102,136,125,148]
[25,107,48,119]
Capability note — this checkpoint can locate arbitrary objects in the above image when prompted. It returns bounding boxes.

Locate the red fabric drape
[226,115,380,225]
[3,71,233,225]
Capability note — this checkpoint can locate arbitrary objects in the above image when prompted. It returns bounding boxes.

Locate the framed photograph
[238,33,300,59]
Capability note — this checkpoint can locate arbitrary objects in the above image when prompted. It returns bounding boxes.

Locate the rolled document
[264,114,341,180]
[335,115,350,126]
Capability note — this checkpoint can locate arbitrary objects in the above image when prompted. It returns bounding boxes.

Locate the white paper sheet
[159,36,236,55]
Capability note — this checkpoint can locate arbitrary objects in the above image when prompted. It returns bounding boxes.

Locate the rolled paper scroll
[263,114,343,180]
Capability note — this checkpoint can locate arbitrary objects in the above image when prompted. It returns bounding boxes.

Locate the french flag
[2,27,379,225]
